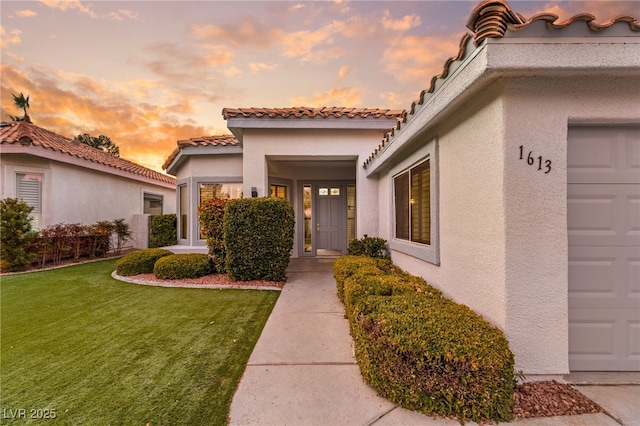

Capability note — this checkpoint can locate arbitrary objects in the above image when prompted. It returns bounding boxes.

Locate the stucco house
[163,0,639,378]
[0,120,176,249]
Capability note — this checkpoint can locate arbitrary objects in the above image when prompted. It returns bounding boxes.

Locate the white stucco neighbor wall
[1,154,176,249]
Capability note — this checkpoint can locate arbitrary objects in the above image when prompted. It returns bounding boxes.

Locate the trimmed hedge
[198,198,228,273]
[335,256,515,423]
[333,255,396,302]
[154,253,214,280]
[224,198,294,282]
[115,248,173,276]
[149,214,177,248]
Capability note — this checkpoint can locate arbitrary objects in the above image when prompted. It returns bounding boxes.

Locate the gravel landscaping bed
[128,272,285,289]
[513,380,603,420]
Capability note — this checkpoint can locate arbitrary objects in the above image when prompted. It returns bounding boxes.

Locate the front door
[301,182,352,256]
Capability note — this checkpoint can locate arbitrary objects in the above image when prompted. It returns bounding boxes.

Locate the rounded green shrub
[154,253,214,280]
[115,248,173,276]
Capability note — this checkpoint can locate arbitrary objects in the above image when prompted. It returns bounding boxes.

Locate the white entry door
[567,126,640,371]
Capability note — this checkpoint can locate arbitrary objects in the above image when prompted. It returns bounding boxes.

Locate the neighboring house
[0,120,176,249]
[163,0,639,377]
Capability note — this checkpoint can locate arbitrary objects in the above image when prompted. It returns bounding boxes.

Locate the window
[390,139,438,264]
[347,184,356,245]
[144,193,163,215]
[198,183,242,239]
[16,173,42,230]
[199,183,242,202]
[270,184,287,199]
[179,185,188,239]
[394,159,430,244]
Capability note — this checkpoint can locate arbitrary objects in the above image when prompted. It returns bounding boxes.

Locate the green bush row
[115,248,173,276]
[154,254,213,280]
[334,256,515,423]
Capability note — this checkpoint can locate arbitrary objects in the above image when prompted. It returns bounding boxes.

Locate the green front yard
[0,259,279,425]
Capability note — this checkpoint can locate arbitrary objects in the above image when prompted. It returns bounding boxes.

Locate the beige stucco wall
[242,128,383,239]
[375,72,640,376]
[379,82,509,330]
[500,75,640,375]
[172,153,243,182]
[1,154,176,248]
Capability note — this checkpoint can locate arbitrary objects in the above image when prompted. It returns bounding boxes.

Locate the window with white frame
[16,173,43,230]
[390,137,439,265]
[144,193,163,215]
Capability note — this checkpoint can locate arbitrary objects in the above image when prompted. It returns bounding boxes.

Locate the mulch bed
[513,380,603,419]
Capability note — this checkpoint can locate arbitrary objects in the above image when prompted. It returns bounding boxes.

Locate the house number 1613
[519,145,551,174]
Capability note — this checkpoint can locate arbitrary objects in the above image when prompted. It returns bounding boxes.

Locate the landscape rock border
[111,271,284,291]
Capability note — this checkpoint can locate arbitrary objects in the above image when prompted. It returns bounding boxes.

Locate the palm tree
[9,92,30,122]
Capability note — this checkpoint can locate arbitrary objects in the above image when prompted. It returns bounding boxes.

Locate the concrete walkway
[229,258,639,426]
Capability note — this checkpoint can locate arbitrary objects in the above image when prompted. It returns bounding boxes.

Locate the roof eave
[226,115,400,133]
[165,145,244,176]
[365,35,639,175]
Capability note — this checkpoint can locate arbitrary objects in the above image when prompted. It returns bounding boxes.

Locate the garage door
[568,126,640,371]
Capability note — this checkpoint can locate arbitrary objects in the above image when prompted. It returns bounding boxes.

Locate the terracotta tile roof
[364,0,639,168]
[0,120,175,185]
[466,0,639,46]
[222,107,405,120]
[162,134,239,170]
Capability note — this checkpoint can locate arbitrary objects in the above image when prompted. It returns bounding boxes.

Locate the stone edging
[111,271,283,291]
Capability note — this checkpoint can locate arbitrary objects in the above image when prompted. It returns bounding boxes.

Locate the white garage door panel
[568,127,640,184]
[567,184,640,247]
[568,246,640,310]
[568,126,640,371]
[568,308,640,371]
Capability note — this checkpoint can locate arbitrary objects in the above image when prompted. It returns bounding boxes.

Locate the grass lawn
[0,259,279,425]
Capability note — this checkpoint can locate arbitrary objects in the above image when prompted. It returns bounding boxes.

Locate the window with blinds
[394,159,430,245]
[16,173,42,230]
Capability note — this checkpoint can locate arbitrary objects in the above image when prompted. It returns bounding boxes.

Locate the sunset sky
[1,0,638,173]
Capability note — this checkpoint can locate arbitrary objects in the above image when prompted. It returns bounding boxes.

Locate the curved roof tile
[0,121,175,185]
[364,0,639,168]
[222,107,405,120]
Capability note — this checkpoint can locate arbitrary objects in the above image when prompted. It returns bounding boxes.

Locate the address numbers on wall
[519,145,551,174]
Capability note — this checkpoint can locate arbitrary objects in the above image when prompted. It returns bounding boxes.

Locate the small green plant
[112,218,132,255]
[0,198,38,272]
[154,254,214,280]
[347,235,390,259]
[115,248,173,276]
[149,214,177,248]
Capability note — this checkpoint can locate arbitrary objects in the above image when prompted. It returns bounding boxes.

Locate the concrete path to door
[228,258,638,426]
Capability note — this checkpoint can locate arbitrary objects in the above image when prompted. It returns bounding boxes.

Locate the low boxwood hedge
[335,256,515,423]
[115,248,173,276]
[333,255,396,302]
[154,253,214,280]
